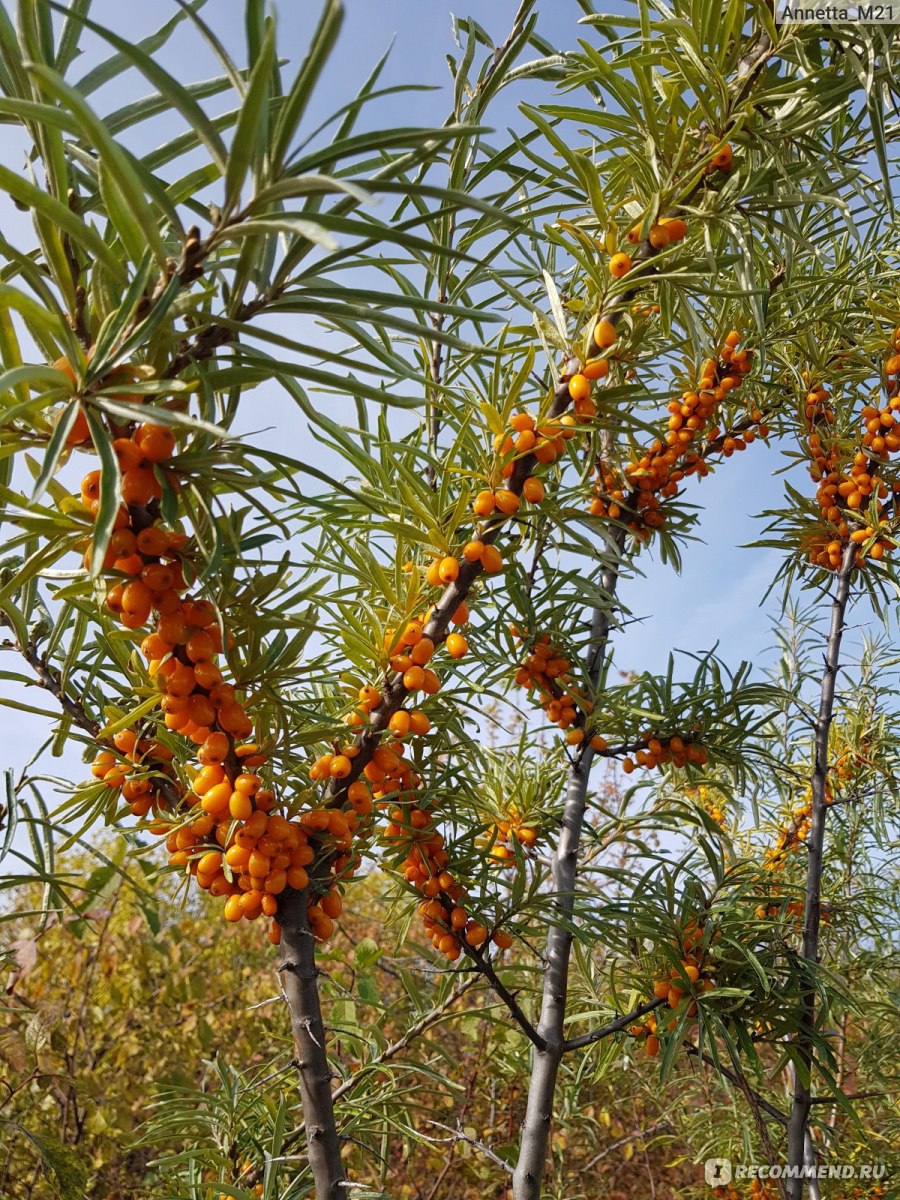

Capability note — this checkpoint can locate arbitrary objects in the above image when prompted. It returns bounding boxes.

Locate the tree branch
[563,996,665,1053]
[512,526,626,1199]
[582,1120,671,1170]
[462,946,546,1050]
[419,1119,513,1175]
[1,623,99,738]
[684,1043,788,1126]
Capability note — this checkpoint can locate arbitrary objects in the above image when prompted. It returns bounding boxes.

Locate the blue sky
[0,0,869,799]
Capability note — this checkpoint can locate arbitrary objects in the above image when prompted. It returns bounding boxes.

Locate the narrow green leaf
[217,215,338,251]
[48,1,228,172]
[82,408,121,579]
[32,399,81,502]
[223,21,275,216]
[271,0,343,169]
[0,162,123,279]
[24,63,168,270]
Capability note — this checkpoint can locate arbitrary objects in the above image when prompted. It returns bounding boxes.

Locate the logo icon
[705,1159,733,1186]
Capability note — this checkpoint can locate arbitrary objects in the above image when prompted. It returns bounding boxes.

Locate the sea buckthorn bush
[0,5,898,1200]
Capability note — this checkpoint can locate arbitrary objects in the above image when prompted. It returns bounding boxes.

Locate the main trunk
[279,886,347,1200]
[512,752,594,1198]
[785,542,855,1199]
[513,537,624,1199]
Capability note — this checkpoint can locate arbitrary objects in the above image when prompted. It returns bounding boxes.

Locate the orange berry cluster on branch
[383,616,445,694]
[632,918,716,1055]
[330,669,512,962]
[625,214,688,251]
[713,1183,777,1200]
[621,733,709,774]
[686,783,726,827]
[629,1012,661,1057]
[650,958,715,1016]
[589,331,758,537]
[511,630,594,736]
[483,803,540,866]
[381,781,510,960]
[760,784,831,874]
[477,409,567,505]
[187,801,352,946]
[804,329,900,571]
[80,421,334,944]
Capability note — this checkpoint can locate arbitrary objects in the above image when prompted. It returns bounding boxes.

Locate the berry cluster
[620,734,709,775]
[509,631,711,772]
[336,602,516,959]
[804,337,900,570]
[631,919,716,1056]
[483,804,540,867]
[476,410,564,506]
[76,405,354,944]
[686,784,727,827]
[626,215,688,251]
[761,784,832,874]
[511,631,595,737]
[589,331,761,537]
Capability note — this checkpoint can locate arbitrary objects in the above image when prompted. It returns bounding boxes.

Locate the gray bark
[279,887,347,1200]
[512,534,624,1199]
[785,541,855,1199]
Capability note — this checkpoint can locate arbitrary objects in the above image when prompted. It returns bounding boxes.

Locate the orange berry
[593,319,617,349]
[438,556,459,583]
[330,755,352,779]
[409,710,431,735]
[425,559,442,587]
[568,374,590,403]
[135,423,176,462]
[465,922,488,947]
[463,540,485,562]
[121,467,160,506]
[522,476,545,504]
[229,791,253,821]
[389,710,411,736]
[80,470,102,504]
[609,252,632,278]
[648,224,670,248]
[403,666,425,691]
[660,216,687,242]
[421,668,440,694]
[480,545,503,573]
[711,143,733,171]
[473,490,496,517]
[445,633,468,659]
[494,489,519,515]
[411,637,435,665]
[582,359,609,381]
